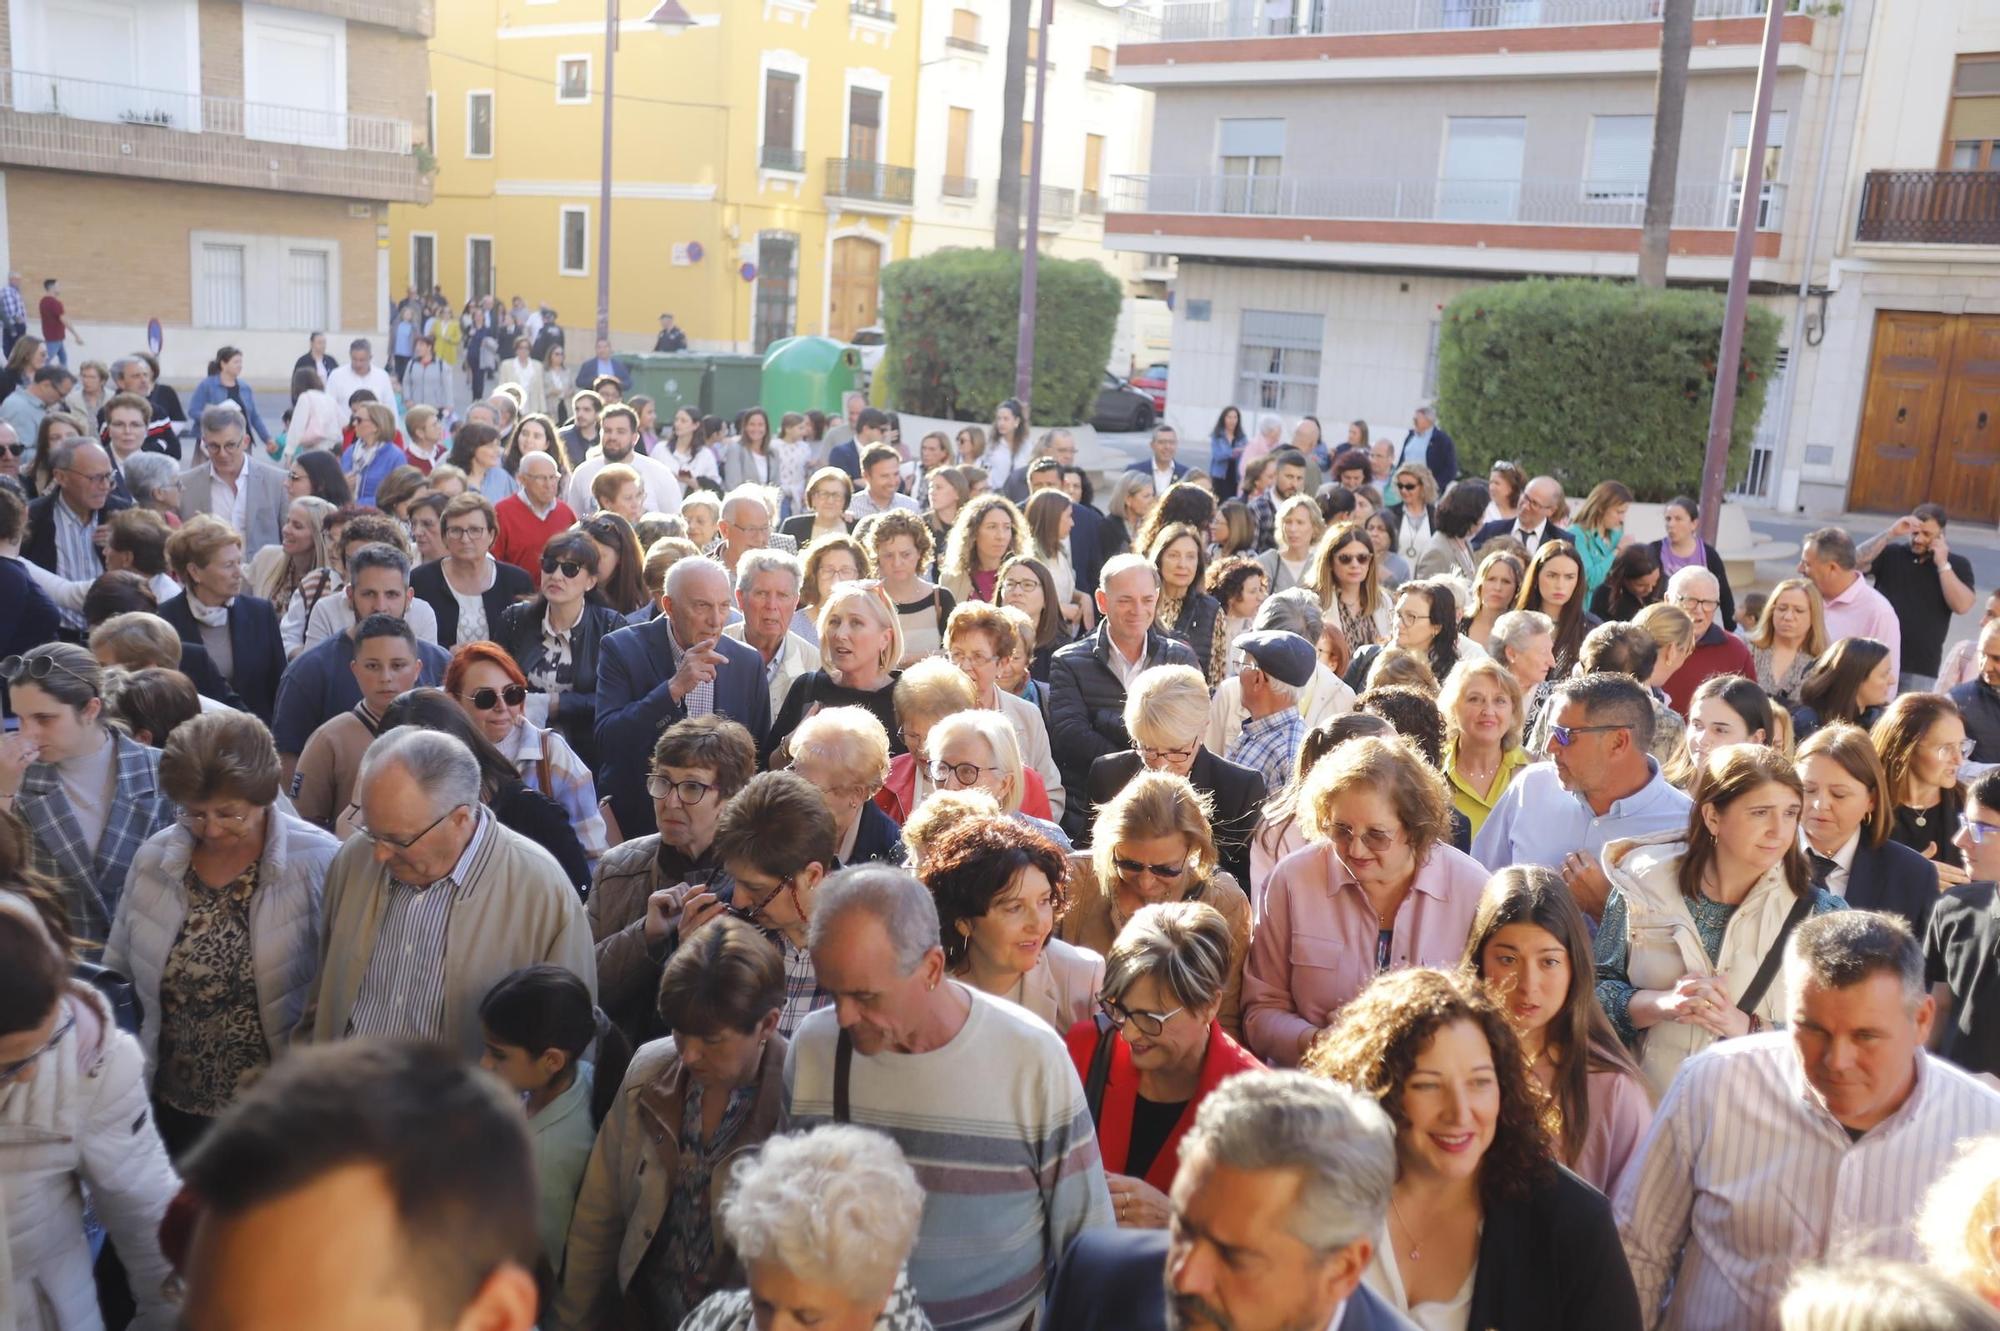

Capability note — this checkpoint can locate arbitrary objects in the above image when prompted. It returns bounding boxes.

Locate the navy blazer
[594,617,771,842]
[1044,1227,1418,1331]
[0,555,58,670]
[844,800,905,868]
[1124,459,1193,482]
[1472,517,1574,551]
[157,591,286,723]
[21,490,133,575]
[411,557,535,647]
[1399,425,1459,488]
[178,640,244,712]
[1086,746,1264,889]
[1469,1166,1643,1330]
[828,439,862,480]
[1069,500,1106,597]
[1817,836,1941,939]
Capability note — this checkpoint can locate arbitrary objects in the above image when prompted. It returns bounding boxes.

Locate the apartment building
[392,0,918,352]
[1106,0,1870,506]
[909,0,1158,293]
[0,0,430,381]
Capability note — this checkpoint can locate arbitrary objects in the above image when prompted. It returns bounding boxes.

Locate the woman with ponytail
[479,963,634,1272]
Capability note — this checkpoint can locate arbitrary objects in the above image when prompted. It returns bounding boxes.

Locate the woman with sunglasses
[1872,692,1971,882]
[580,511,649,617]
[0,863,180,1331]
[341,401,405,508]
[284,447,351,507]
[1242,735,1486,1067]
[1313,521,1393,652]
[445,641,609,867]
[0,644,175,947]
[1383,463,1439,565]
[495,529,623,773]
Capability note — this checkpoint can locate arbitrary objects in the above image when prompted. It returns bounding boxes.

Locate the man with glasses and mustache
[23,436,129,633]
[297,727,592,1058]
[492,450,577,575]
[1471,474,1570,552]
[178,404,290,556]
[1660,564,1755,716]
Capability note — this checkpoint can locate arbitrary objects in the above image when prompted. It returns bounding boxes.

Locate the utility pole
[1637,0,1693,288]
[595,0,619,344]
[1012,0,1054,403]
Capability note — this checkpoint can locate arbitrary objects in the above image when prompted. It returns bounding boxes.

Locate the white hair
[679,491,720,518]
[664,553,730,600]
[735,547,803,595]
[1667,564,1719,598]
[926,709,1025,814]
[809,865,941,975]
[1257,412,1283,439]
[359,727,481,819]
[516,450,558,475]
[721,484,777,527]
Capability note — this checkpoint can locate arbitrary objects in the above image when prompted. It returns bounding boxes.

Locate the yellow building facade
[392,0,917,350]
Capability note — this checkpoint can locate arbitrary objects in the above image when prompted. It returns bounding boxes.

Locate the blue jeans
[43,338,65,366]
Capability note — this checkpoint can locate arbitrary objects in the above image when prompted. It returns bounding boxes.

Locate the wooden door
[828,236,880,342]
[1852,311,1954,515]
[1934,315,2000,522]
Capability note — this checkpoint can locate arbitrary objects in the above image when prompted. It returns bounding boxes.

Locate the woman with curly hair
[939,492,1025,605]
[1307,966,1642,1329]
[864,507,954,666]
[1207,554,1268,680]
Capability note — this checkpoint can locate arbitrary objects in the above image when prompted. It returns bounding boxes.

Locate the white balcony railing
[1122,0,1792,42]
[1109,173,1788,231]
[2,69,413,154]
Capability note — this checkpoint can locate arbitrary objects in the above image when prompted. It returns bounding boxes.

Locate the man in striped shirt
[1616,911,2000,1330]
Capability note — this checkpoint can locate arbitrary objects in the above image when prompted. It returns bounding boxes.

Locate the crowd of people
[6,325,2000,1331]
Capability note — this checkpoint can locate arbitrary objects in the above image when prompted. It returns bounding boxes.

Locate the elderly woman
[1440,657,1529,840]
[781,465,856,546]
[412,491,534,648]
[927,710,1070,849]
[790,705,904,866]
[102,711,339,1156]
[1597,743,1845,1094]
[1242,735,1487,1066]
[495,528,624,770]
[944,600,1064,819]
[1065,901,1261,1230]
[767,581,904,768]
[448,639,610,865]
[1310,967,1643,1328]
[677,1124,931,1331]
[122,450,185,526]
[161,514,287,723]
[924,813,1102,1032]
[878,658,978,824]
[341,399,405,506]
[792,532,866,646]
[0,644,175,946]
[1058,770,1251,1038]
[1251,713,1393,911]
[553,917,790,1331]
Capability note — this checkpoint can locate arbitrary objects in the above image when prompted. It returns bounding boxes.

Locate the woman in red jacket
[1064,899,1261,1230]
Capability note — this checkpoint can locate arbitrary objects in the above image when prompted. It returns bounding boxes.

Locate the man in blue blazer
[1043,1071,1418,1331]
[1397,404,1458,488]
[595,554,769,840]
[1471,474,1571,552]
[1124,423,1194,497]
[826,405,890,482]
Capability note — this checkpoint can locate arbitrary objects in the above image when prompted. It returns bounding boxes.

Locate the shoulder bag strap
[1083,1012,1116,1130]
[1737,890,1817,1017]
[833,1027,853,1124]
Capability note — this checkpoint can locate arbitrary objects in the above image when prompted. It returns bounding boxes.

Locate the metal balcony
[945,34,989,51]
[826,158,916,209]
[1122,0,1793,42]
[1856,170,2000,245]
[760,144,805,172]
[851,0,896,19]
[941,174,979,199]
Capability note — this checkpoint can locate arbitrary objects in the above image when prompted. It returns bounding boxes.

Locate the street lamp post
[596,1,698,346]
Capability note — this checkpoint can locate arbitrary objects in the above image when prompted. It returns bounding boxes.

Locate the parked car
[1131,362,1168,413]
[1092,373,1156,432]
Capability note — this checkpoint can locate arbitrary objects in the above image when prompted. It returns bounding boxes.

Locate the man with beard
[567,403,681,516]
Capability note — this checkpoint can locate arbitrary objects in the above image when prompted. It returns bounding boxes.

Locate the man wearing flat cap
[1225,629,1313,794]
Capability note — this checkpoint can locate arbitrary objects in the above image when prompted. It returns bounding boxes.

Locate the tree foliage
[879,247,1121,426]
[1436,278,1780,501]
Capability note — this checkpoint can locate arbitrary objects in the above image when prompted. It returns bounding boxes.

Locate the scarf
[187,595,233,628]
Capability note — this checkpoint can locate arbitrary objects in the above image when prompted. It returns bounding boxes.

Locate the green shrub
[879,247,1121,426]
[1435,278,1780,502]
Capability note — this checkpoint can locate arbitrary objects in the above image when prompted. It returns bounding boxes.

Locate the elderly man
[1951,621,2000,763]
[324,337,399,429]
[786,865,1114,1331]
[179,405,289,556]
[1618,911,2000,1331]
[1856,503,1976,693]
[491,450,576,574]
[595,554,769,840]
[569,403,681,517]
[296,728,593,1060]
[722,547,820,717]
[1488,608,1557,697]
[1050,554,1201,824]
[1045,1072,1417,1331]
[1472,672,1690,920]
[1801,526,1903,687]
[1661,564,1754,715]
[573,336,629,392]
[1396,403,1458,488]
[712,486,796,573]
[1207,590,1355,755]
[1125,424,1192,498]
[1,364,73,444]
[1472,474,1570,550]
[1225,630,1313,794]
[588,715,758,1045]
[23,437,130,630]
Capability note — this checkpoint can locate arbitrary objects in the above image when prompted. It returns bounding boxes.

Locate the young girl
[479,965,633,1270]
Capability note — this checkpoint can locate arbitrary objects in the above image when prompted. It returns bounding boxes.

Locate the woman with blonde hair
[1103,470,1156,558]
[1461,548,1525,649]
[1634,601,1698,762]
[877,658,980,823]
[793,532,867,646]
[1313,520,1393,652]
[1917,1135,2000,1310]
[1258,492,1324,597]
[766,581,905,768]
[900,787,1001,870]
[939,492,1025,605]
[1750,576,1828,708]
[1383,462,1438,563]
[248,494,335,612]
[1440,656,1528,840]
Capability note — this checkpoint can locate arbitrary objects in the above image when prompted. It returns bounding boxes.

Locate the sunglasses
[1396,480,1420,491]
[462,684,527,710]
[541,556,587,578]
[1549,722,1628,747]
[0,443,23,458]
[1113,855,1189,881]
[1335,552,1372,566]
[0,654,95,691]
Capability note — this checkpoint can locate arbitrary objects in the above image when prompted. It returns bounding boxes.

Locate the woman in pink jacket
[1241,734,1487,1065]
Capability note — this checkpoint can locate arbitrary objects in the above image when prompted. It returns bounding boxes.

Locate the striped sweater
[784,986,1115,1331]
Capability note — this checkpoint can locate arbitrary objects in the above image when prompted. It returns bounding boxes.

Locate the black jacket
[1472,517,1573,552]
[1954,678,2000,764]
[1467,1166,1643,1331]
[493,599,624,769]
[21,490,132,576]
[844,801,906,868]
[157,592,286,723]
[1165,590,1222,684]
[411,558,535,648]
[1086,747,1264,889]
[492,780,591,893]
[1049,623,1200,823]
[1398,426,1459,488]
[779,512,850,547]
[1814,836,1941,940]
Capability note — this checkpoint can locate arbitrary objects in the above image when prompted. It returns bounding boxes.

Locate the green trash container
[625,352,711,422]
[761,337,861,423]
[708,353,765,421]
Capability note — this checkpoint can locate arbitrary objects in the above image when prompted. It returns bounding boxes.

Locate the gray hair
[1099,552,1162,594]
[1550,670,1656,751]
[1666,564,1719,599]
[1182,1071,1397,1254]
[1254,586,1323,643]
[1256,412,1283,439]
[735,547,803,596]
[718,1124,925,1306]
[666,553,731,600]
[110,355,145,385]
[720,485,775,527]
[1804,526,1859,570]
[347,541,411,584]
[1784,910,1925,1012]
[48,436,99,474]
[1102,901,1233,1014]
[199,403,245,436]
[1488,608,1553,664]
[359,727,482,819]
[1779,1260,2000,1331]
[809,866,941,976]
[121,452,180,504]
[516,449,558,476]
[926,709,1024,815]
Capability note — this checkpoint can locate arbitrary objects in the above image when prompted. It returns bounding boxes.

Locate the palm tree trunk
[1637,0,1695,288]
[994,0,1032,250]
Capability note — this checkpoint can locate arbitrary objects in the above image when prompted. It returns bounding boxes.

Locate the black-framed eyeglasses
[541,556,587,578]
[0,654,96,692]
[1113,855,1189,881]
[1098,995,1184,1039]
[727,872,797,926]
[647,773,719,804]
[356,802,467,851]
[1549,722,1629,748]
[1137,742,1197,765]
[930,759,998,786]
[0,1011,73,1083]
[461,684,527,710]
[445,524,490,542]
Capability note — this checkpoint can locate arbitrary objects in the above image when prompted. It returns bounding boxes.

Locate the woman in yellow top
[1439,655,1530,839]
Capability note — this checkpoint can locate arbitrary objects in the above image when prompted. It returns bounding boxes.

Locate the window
[1083,133,1104,211]
[557,56,590,104]
[754,232,800,352]
[1218,118,1284,214]
[468,237,494,302]
[1089,44,1112,77]
[287,248,330,331]
[1725,109,1787,227]
[847,87,882,162]
[242,4,346,148]
[410,234,436,300]
[1585,114,1652,202]
[13,0,198,127]
[1947,56,2000,170]
[949,7,983,47]
[1237,310,1322,416]
[1440,115,1525,222]
[559,206,589,276]
[945,107,975,196]
[467,91,494,158]
[762,70,801,171]
[197,244,246,330]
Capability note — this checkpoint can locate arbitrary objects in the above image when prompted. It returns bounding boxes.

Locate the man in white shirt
[323,338,399,430]
[846,443,921,521]
[178,406,289,556]
[1617,911,2000,1331]
[569,403,682,517]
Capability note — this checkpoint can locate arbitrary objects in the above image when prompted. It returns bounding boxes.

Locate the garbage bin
[761,337,861,424]
[708,353,765,422]
[625,352,711,422]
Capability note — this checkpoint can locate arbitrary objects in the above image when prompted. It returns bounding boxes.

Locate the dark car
[1092,373,1156,432]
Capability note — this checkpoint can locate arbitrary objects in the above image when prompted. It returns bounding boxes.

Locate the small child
[1736,590,1768,638]
[479,966,631,1272]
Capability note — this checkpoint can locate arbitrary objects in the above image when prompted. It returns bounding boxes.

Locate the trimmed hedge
[1435,278,1780,502]
[879,247,1121,426]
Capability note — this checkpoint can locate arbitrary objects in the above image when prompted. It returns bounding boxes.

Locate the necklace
[1389,1194,1423,1261]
